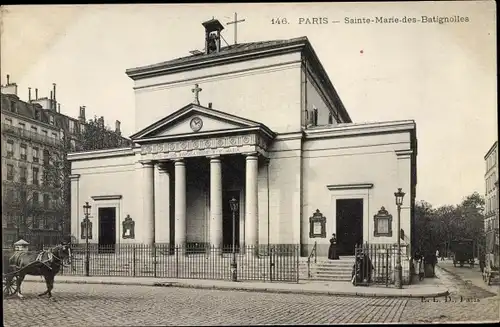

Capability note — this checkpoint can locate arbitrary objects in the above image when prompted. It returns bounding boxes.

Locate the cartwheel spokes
[3,275,19,298]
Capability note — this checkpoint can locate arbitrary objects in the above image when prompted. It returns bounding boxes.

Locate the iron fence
[54,243,299,282]
[353,243,411,287]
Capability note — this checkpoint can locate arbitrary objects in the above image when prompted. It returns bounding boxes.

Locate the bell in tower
[202,18,224,55]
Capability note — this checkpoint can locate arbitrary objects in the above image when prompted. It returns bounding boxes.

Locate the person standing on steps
[328,233,339,260]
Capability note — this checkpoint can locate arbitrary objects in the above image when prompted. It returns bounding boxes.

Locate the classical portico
[130,103,275,248]
[68,26,417,270]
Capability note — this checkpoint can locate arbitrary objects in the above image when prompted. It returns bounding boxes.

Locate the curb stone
[23,279,449,299]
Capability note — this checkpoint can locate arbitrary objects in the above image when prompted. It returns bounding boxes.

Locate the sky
[1,2,497,207]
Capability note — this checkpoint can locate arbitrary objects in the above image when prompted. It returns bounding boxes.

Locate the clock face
[190,117,203,132]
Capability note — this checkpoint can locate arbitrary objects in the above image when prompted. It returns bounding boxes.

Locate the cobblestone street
[3,274,499,326]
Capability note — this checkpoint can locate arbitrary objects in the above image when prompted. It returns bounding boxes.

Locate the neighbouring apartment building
[485,141,498,231]
[484,141,499,256]
[1,75,132,247]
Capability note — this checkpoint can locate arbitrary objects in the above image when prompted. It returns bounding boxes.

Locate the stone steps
[299,256,355,281]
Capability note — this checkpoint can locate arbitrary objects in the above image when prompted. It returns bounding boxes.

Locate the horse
[8,243,72,301]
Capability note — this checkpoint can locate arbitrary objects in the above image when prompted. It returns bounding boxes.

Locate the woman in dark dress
[328,233,339,260]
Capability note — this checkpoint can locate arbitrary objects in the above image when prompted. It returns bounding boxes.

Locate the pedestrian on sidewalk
[328,234,339,260]
[413,250,424,281]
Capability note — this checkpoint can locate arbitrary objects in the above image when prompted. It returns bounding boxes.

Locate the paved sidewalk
[23,275,449,298]
[437,260,500,296]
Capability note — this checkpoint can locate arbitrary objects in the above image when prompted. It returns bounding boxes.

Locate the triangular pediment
[130,103,274,142]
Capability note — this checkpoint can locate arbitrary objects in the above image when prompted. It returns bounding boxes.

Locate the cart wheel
[3,275,19,298]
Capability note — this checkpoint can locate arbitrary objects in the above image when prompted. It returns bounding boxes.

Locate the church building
[68,19,417,257]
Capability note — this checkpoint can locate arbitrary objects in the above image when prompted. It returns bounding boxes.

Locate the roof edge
[125,37,309,80]
[484,140,498,160]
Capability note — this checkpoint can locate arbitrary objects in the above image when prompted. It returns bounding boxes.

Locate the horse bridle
[48,245,72,267]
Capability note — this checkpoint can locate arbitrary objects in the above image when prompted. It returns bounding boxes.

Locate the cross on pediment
[192,84,202,105]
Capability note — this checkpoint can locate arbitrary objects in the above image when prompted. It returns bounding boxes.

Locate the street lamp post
[83,201,91,277]
[394,188,405,289]
[229,197,238,282]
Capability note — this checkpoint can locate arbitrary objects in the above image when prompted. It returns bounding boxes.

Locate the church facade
[68,19,417,257]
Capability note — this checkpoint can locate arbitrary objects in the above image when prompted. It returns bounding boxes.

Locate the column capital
[156,160,170,172]
[69,174,81,181]
[140,160,155,168]
[208,155,221,161]
[243,152,259,160]
[157,165,169,174]
[173,158,185,166]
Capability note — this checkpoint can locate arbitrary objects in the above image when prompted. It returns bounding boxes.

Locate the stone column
[142,161,155,246]
[245,153,259,250]
[155,162,170,245]
[69,174,80,242]
[209,155,223,249]
[174,159,187,248]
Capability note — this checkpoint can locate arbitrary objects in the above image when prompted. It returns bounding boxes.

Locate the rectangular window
[69,120,75,133]
[20,167,27,183]
[43,194,50,209]
[33,167,39,185]
[20,144,27,160]
[18,122,26,129]
[4,117,13,125]
[6,140,14,157]
[7,164,14,180]
[19,190,27,203]
[31,126,37,133]
[10,100,16,112]
[35,109,41,120]
[42,130,48,137]
[43,170,49,185]
[6,189,14,202]
[33,147,39,162]
[43,150,50,165]
[33,192,39,205]
[51,132,58,139]
[49,115,54,125]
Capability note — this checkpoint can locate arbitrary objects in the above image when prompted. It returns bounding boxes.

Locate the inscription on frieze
[139,134,268,160]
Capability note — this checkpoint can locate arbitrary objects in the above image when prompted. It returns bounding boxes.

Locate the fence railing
[353,243,411,287]
[47,243,300,283]
[307,241,317,278]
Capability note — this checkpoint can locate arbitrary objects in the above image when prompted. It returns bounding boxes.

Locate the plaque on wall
[80,218,92,240]
[309,209,327,238]
[373,206,393,237]
[122,215,135,239]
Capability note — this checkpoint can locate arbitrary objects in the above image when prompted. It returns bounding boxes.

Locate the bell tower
[202,18,224,55]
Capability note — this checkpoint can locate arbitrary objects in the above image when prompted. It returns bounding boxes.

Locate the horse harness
[35,251,56,270]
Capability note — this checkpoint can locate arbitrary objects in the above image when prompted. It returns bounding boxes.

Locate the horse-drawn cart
[482,229,499,286]
[3,249,20,298]
[450,239,475,268]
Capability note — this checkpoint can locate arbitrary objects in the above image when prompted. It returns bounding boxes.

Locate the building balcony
[2,123,62,148]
